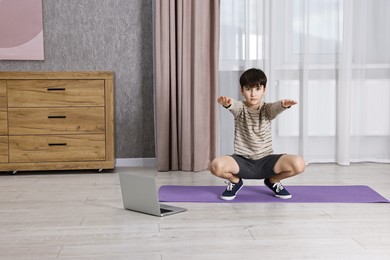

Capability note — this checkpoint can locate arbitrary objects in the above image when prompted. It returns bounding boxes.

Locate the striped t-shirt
[227,99,286,160]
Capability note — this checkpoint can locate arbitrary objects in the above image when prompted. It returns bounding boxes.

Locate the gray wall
[0,0,155,159]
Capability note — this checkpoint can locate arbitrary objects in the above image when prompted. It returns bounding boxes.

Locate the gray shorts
[231,154,284,179]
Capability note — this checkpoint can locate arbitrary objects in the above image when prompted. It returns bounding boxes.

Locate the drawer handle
[48,115,67,119]
[48,143,67,146]
[47,88,66,91]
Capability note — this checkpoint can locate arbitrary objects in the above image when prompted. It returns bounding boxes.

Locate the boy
[210,68,305,200]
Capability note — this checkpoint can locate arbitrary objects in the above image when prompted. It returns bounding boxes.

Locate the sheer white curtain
[219,0,390,165]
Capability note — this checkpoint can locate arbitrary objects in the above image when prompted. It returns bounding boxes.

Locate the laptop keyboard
[160,208,173,214]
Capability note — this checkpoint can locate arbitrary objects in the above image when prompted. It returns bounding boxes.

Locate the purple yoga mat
[158,185,389,203]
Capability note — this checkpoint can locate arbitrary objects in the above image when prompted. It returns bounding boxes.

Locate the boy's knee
[293,157,306,174]
[209,159,219,174]
[209,158,223,176]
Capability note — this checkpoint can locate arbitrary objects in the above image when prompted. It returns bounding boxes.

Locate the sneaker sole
[220,195,236,201]
[220,183,244,201]
[275,194,292,199]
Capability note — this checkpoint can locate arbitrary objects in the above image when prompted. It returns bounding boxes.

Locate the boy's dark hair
[239,68,267,88]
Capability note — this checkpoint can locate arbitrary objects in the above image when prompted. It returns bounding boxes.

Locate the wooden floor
[1,163,390,260]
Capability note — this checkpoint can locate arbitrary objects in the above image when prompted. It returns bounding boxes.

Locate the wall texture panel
[0,0,155,158]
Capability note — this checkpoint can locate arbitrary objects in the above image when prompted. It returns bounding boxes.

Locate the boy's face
[241,84,266,108]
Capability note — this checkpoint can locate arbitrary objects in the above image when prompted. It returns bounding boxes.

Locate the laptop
[118,172,187,217]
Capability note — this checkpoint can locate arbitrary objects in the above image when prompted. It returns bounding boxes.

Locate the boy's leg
[263,154,305,199]
[270,154,305,183]
[209,156,240,183]
[210,156,243,200]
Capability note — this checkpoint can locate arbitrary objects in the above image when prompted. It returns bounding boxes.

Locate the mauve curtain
[154,0,220,171]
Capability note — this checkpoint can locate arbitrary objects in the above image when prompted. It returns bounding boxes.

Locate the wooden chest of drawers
[0,72,115,172]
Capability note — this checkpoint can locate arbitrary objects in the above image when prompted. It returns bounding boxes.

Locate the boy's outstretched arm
[217,96,232,108]
[281,99,298,108]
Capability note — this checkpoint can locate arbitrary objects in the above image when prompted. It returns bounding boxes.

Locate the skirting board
[116,158,156,167]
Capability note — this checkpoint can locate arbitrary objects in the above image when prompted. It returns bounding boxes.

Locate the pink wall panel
[0,0,44,60]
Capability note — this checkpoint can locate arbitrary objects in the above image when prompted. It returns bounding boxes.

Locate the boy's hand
[217,96,232,107]
[281,99,297,108]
